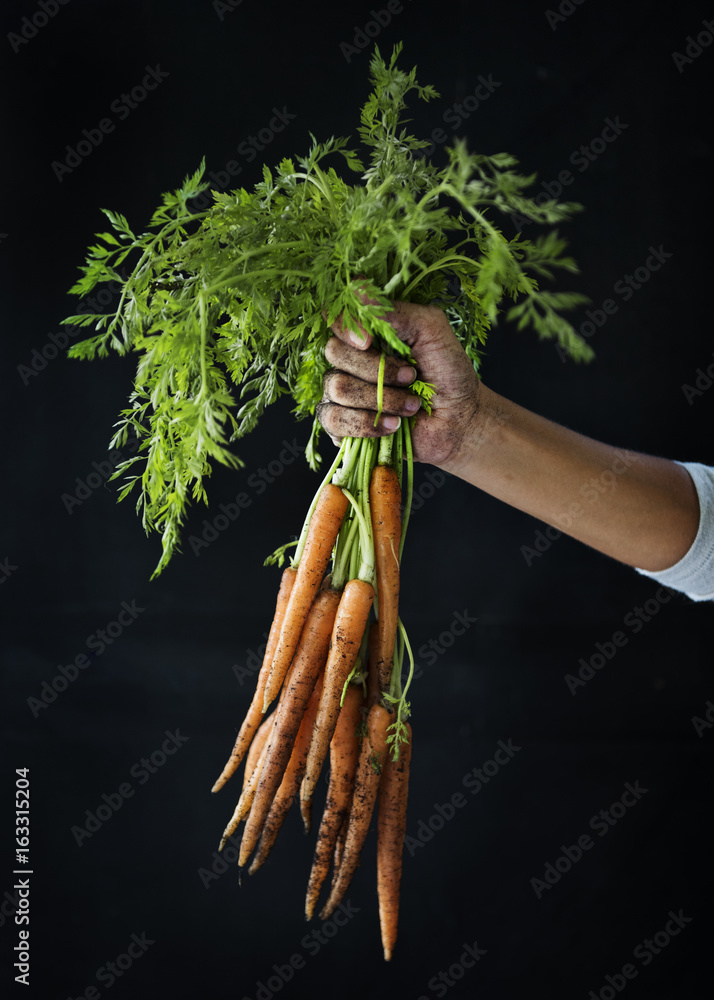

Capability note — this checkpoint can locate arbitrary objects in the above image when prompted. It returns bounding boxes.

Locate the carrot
[370,464,402,697]
[319,703,390,920]
[300,577,374,806]
[218,648,302,848]
[366,619,380,709]
[262,484,349,714]
[242,711,275,794]
[305,683,363,920]
[248,672,325,875]
[218,710,274,850]
[332,813,348,883]
[377,722,412,961]
[300,786,313,835]
[212,566,296,793]
[239,588,340,867]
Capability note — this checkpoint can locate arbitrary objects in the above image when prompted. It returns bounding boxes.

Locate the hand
[317,299,482,469]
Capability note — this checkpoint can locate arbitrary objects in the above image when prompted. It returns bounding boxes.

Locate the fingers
[325,336,416,386]
[323,370,421,417]
[316,401,402,442]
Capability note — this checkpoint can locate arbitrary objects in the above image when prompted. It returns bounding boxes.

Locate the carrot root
[377,722,412,961]
[304,684,363,920]
[319,703,390,920]
[239,588,340,867]
[301,578,374,805]
[370,464,401,698]
[248,673,325,875]
[212,566,296,793]
[262,484,349,714]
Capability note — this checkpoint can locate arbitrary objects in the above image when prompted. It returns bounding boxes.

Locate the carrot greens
[64,41,592,959]
[65,41,590,577]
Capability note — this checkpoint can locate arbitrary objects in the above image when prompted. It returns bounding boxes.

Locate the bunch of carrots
[211,414,416,961]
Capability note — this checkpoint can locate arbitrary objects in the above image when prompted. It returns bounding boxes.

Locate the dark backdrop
[1,1,712,998]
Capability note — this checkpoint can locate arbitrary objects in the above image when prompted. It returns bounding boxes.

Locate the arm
[317,300,700,573]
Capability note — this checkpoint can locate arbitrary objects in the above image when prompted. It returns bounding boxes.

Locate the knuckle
[324,336,341,365]
[328,370,352,400]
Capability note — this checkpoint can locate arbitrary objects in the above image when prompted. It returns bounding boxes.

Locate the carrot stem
[373,352,386,427]
[339,489,374,586]
[378,433,392,466]
[399,417,414,562]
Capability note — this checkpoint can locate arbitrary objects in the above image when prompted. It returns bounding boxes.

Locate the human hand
[317,299,482,469]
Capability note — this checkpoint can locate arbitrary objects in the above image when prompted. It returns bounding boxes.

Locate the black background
[1,1,713,998]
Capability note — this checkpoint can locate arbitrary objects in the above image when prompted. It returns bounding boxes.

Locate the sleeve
[634,461,714,602]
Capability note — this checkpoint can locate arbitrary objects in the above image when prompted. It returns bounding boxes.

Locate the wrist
[436,381,509,483]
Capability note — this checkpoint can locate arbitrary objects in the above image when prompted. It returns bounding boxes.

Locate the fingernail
[397,365,416,384]
[382,415,401,431]
[347,329,366,348]
[404,396,420,413]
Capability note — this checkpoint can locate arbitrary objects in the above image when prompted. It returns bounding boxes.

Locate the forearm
[439,383,700,571]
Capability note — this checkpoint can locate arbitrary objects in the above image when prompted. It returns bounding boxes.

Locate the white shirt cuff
[634,461,714,601]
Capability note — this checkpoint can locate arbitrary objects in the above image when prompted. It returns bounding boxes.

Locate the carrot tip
[383,948,392,962]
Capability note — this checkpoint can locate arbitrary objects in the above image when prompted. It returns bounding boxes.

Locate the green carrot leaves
[65,43,591,574]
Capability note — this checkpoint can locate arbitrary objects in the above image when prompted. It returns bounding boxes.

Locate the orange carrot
[370,464,401,697]
[305,684,363,920]
[218,653,300,848]
[377,723,412,961]
[301,578,374,806]
[239,588,340,867]
[242,711,275,794]
[212,566,296,793]
[331,813,348,884]
[366,620,380,709]
[248,672,325,875]
[319,703,390,920]
[218,711,274,849]
[300,786,313,835]
[262,484,349,713]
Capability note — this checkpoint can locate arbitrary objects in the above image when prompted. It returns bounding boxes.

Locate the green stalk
[399,417,414,561]
[338,488,375,586]
[373,352,386,427]
[378,433,393,466]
